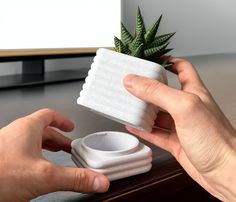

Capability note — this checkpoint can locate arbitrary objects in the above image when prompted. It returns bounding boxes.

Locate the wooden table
[1,53,235,201]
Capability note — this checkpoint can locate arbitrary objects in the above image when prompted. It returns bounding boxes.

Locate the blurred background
[122,0,236,56]
[1,0,236,76]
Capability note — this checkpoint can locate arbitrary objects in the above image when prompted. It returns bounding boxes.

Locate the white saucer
[71,131,152,181]
[71,154,152,181]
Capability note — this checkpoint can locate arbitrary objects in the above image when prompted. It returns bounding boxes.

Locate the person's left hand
[0,108,109,202]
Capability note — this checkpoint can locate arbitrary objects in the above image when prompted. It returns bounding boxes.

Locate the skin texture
[0,108,109,202]
[1,58,236,201]
[123,58,236,201]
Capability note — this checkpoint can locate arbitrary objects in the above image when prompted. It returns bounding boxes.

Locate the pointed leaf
[162,62,173,68]
[114,36,131,54]
[129,28,144,52]
[135,6,146,36]
[131,43,144,58]
[161,55,171,66]
[114,36,120,50]
[148,32,175,48]
[121,23,133,45]
[159,48,173,55]
[161,56,174,68]
[144,43,169,58]
[144,15,162,45]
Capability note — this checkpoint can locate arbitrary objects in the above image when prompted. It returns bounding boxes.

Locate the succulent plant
[114,7,175,67]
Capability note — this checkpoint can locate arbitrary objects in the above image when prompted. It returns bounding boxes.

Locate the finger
[126,126,180,155]
[155,111,174,131]
[123,74,184,114]
[42,127,72,153]
[165,65,177,75]
[45,165,110,194]
[29,108,74,132]
[153,55,178,74]
[126,125,206,189]
[169,57,205,90]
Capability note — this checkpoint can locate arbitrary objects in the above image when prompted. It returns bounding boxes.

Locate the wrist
[204,136,236,201]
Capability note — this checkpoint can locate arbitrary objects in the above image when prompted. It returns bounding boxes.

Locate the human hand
[123,58,236,201]
[0,109,109,202]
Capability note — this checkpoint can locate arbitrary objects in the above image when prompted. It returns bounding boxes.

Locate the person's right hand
[123,58,236,201]
[0,109,109,202]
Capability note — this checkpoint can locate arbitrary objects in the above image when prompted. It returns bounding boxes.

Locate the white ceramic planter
[71,131,152,181]
[77,48,167,132]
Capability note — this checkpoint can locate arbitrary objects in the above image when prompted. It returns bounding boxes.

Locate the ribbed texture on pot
[77,48,167,132]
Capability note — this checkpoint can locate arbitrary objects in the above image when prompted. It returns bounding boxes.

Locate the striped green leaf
[144,15,162,46]
[162,62,173,68]
[114,36,131,54]
[144,43,169,58]
[148,32,175,48]
[159,48,173,55]
[114,36,120,50]
[131,43,144,58]
[129,28,144,52]
[121,23,133,45]
[135,7,146,36]
[113,7,175,61]
[161,56,174,68]
[161,55,171,66]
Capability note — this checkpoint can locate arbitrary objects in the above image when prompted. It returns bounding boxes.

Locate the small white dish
[72,155,152,181]
[79,131,139,157]
[71,131,152,181]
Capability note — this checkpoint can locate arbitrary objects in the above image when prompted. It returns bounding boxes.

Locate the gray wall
[122,0,236,57]
[1,0,236,76]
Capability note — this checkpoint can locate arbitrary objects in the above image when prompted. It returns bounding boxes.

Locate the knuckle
[182,93,202,112]
[176,60,193,68]
[25,115,38,123]
[139,80,161,97]
[23,116,43,130]
[39,108,55,115]
[73,169,88,192]
[33,108,56,126]
[36,161,56,187]
[38,162,54,179]
[172,93,202,122]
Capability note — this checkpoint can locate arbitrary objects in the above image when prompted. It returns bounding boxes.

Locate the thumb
[43,164,110,194]
[123,74,183,114]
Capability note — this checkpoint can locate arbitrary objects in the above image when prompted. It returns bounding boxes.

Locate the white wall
[0,0,120,49]
[1,0,236,76]
[122,0,236,56]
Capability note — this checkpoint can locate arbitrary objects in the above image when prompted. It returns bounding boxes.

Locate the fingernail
[123,74,138,88]
[93,177,101,191]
